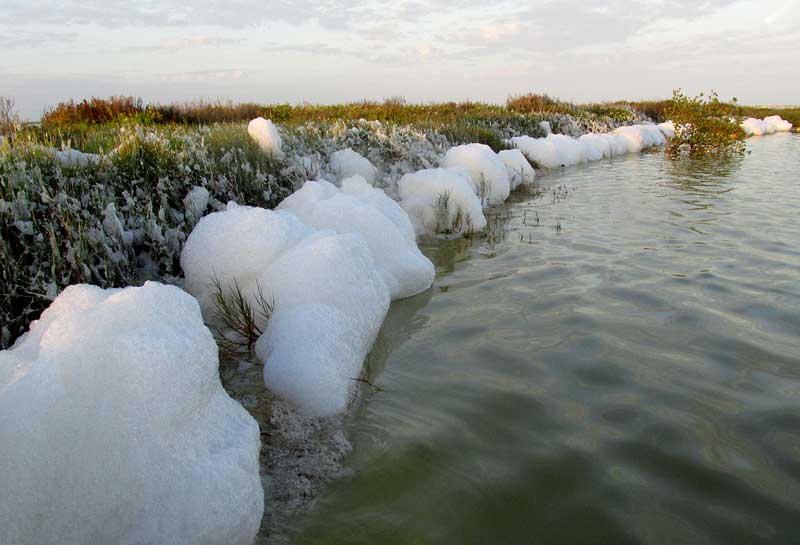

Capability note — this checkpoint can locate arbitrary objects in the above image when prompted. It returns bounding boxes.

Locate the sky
[1,0,798,120]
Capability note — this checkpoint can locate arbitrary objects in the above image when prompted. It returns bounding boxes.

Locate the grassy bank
[1,93,796,347]
[14,94,656,155]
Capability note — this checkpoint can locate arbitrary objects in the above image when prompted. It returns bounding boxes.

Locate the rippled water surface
[288,135,800,545]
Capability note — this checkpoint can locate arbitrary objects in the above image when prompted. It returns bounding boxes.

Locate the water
[280,135,800,545]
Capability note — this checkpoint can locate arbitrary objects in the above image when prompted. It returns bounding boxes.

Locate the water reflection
[364,289,433,381]
[663,152,745,188]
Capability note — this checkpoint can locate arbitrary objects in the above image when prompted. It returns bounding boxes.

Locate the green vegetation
[665,90,745,155]
[1,91,796,347]
[434,191,476,235]
[0,124,295,347]
[0,97,20,135]
[34,94,656,150]
[20,93,799,134]
[211,277,273,361]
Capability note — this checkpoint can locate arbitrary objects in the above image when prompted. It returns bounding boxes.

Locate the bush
[42,96,159,127]
[665,90,745,156]
[506,93,578,115]
[0,97,20,135]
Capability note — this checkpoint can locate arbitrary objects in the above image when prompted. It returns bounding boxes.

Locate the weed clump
[211,278,273,361]
[0,97,20,135]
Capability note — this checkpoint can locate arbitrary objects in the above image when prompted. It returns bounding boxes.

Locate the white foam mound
[277,176,434,300]
[512,124,667,169]
[510,134,587,168]
[181,200,402,416]
[248,117,283,156]
[0,283,263,545]
[763,115,792,132]
[181,203,313,319]
[743,115,792,136]
[641,124,668,147]
[599,133,630,157]
[611,124,666,153]
[443,143,511,204]
[397,167,487,235]
[330,148,378,186]
[658,121,676,139]
[578,133,609,162]
[498,148,535,189]
[256,232,390,417]
[741,118,767,136]
[510,135,562,169]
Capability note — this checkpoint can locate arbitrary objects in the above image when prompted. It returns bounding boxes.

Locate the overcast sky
[1,0,798,119]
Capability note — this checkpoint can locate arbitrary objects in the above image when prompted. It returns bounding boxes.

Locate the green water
[290,134,800,545]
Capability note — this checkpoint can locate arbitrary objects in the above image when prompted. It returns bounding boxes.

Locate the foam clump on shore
[330,148,378,185]
[741,115,793,136]
[511,124,666,168]
[498,148,536,189]
[181,203,313,318]
[397,167,487,235]
[248,117,283,156]
[182,182,434,416]
[443,143,511,204]
[612,124,667,153]
[0,282,264,545]
[508,135,562,169]
[657,121,676,139]
[256,231,390,416]
[277,176,434,299]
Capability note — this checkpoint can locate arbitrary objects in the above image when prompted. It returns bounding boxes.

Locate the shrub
[665,89,745,156]
[0,97,20,135]
[42,96,158,127]
[506,93,578,115]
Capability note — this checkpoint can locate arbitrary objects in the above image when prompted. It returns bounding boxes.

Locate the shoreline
[0,104,795,544]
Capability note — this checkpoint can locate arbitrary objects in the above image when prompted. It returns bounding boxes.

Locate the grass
[211,277,273,361]
[31,94,661,151]
[0,123,297,348]
[1,91,797,347]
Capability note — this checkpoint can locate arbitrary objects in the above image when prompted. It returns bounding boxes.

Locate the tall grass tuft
[211,277,273,361]
[1,97,21,135]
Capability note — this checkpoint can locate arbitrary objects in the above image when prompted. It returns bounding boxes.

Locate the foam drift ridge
[0,283,264,545]
[740,115,793,136]
[510,124,668,169]
[181,176,433,418]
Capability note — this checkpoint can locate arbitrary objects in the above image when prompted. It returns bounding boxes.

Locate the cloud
[262,42,352,56]
[159,68,246,82]
[157,35,239,50]
[0,30,79,48]
[478,22,523,42]
[2,1,395,30]
[2,0,797,115]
